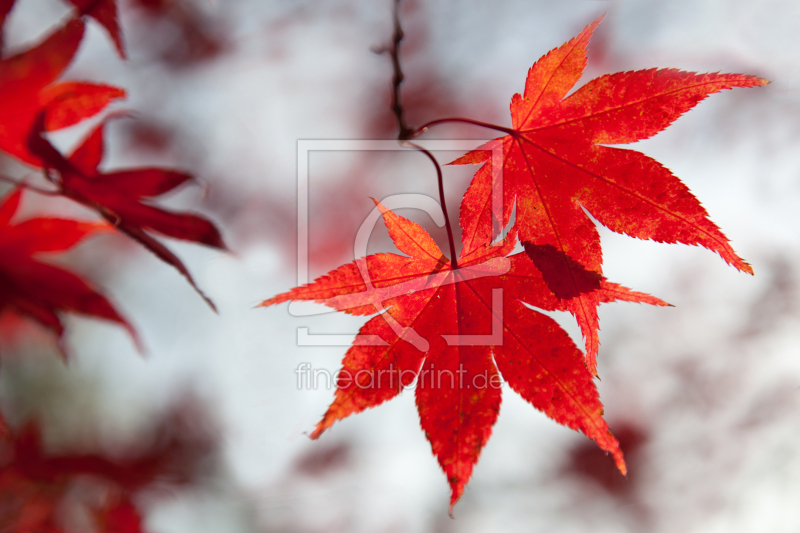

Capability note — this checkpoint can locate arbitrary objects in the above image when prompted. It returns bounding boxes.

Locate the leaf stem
[413,117,515,137]
[381,0,458,268]
[406,142,458,269]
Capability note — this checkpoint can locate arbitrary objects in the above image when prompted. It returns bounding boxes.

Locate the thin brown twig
[378,0,516,142]
[383,0,415,141]
[376,0,458,270]
[0,174,63,196]
[378,0,459,267]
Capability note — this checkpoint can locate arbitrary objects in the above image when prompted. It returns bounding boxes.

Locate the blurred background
[1,0,799,531]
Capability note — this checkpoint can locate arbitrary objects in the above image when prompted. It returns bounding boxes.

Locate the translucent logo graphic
[293,140,504,349]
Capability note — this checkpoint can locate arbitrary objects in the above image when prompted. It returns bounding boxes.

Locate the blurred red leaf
[566,423,647,494]
[68,0,125,58]
[293,442,351,477]
[0,0,14,48]
[0,188,137,358]
[130,0,227,66]
[0,407,214,533]
[40,82,126,131]
[97,499,144,533]
[27,116,226,311]
[0,17,125,166]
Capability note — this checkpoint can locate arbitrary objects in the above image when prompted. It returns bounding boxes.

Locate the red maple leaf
[0,407,213,533]
[451,17,767,374]
[26,116,226,310]
[262,201,666,511]
[68,0,126,57]
[0,188,137,357]
[0,16,125,166]
[0,0,124,56]
[0,1,13,47]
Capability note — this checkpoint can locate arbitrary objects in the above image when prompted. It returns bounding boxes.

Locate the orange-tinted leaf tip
[309,419,329,440]
[257,297,278,308]
[448,481,469,516]
[615,450,627,476]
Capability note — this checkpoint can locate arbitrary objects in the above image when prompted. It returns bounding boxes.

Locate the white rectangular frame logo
[294,139,504,347]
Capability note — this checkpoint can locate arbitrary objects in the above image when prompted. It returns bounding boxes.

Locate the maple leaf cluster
[0,405,215,533]
[262,16,767,511]
[0,0,227,530]
[0,0,769,520]
[0,0,226,355]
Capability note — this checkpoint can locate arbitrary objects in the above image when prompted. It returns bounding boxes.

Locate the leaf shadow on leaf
[522,242,602,300]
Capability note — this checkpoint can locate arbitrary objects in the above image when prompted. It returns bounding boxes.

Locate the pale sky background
[1,1,799,532]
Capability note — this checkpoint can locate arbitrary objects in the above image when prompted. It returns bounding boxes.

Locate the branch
[377,0,458,267]
[377,0,415,141]
[0,174,63,196]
